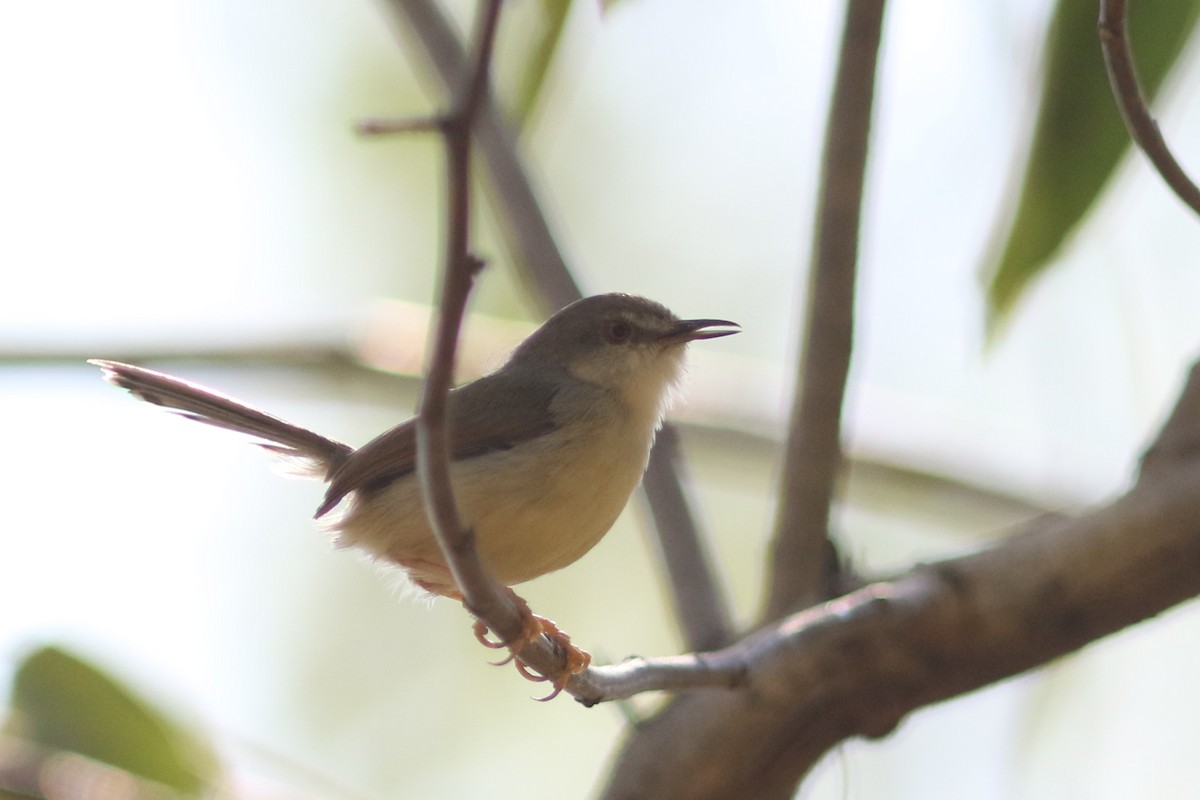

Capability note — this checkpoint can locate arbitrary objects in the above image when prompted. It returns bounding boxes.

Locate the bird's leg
[469,588,591,701]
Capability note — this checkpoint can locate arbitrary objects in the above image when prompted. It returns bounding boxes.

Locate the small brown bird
[94,293,738,690]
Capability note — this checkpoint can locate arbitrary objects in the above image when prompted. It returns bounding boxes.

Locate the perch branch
[405,0,663,690]
[378,0,733,652]
[597,360,1200,795]
[764,0,888,621]
[413,0,498,595]
[1099,0,1200,218]
[412,0,567,679]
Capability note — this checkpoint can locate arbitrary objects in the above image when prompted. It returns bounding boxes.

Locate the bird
[92,293,738,692]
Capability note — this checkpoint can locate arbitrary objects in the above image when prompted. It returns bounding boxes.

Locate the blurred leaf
[984,0,1200,333]
[513,0,575,127]
[6,646,218,797]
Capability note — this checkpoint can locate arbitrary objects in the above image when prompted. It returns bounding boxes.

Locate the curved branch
[406,0,611,691]
[1099,0,1200,218]
[764,0,888,620]
[413,0,534,663]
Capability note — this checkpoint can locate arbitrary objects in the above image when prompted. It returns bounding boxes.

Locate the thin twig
[355,115,446,135]
[412,0,526,654]
[1099,0,1200,218]
[410,0,605,689]
[763,0,888,621]
[380,0,733,652]
[567,651,751,708]
[642,427,735,650]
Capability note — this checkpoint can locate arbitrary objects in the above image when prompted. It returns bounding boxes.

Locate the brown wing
[315,368,562,517]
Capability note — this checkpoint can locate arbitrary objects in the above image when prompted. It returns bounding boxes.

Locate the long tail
[91,360,352,479]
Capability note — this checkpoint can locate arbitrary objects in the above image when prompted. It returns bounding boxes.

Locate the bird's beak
[661,318,741,344]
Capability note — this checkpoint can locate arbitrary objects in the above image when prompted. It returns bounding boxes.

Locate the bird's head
[510,293,739,420]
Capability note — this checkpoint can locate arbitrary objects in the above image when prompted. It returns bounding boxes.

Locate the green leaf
[984,0,1200,333]
[6,646,218,797]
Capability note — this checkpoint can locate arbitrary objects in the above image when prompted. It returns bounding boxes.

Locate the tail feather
[91,360,353,478]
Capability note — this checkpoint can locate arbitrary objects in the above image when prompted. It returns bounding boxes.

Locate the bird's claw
[524,618,591,701]
[472,619,506,649]
[470,593,591,700]
[473,619,516,666]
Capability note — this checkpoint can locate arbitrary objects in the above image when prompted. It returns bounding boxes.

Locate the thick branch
[380,0,733,652]
[764,0,888,620]
[598,359,1200,796]
[1099,0,1200,218]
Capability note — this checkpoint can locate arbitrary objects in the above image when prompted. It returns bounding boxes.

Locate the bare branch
[412,0,534,664]
[403,0,642,691]
[598,357,1200,795]
[641,428,735,650]
[379,0,733,653]
[764,0,888,621]
[1099,0,1200,218]
[565,651,750,708]
[355,115,446,135]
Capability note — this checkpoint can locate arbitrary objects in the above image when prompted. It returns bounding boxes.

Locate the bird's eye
[603,320,633,344]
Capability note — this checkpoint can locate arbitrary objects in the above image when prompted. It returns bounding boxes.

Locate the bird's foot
[471,591,591,701]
